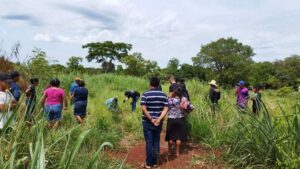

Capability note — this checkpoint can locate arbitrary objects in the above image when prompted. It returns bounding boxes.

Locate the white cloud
[1,0,300,66]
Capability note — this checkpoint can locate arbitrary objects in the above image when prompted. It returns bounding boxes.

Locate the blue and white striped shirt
[140,89,168,122]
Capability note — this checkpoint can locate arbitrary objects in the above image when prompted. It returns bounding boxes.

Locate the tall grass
[0,74,149,168]
[185,79,300,168]
[1,73,299,168]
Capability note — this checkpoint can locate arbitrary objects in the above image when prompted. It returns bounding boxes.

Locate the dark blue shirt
[10,82,21,101]
[140,89,168,121]
[73,87,88,102]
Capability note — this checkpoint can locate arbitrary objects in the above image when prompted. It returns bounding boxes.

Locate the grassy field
[0,73,299,168]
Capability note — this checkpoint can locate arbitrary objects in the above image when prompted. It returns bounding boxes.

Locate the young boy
[251,85,262,115]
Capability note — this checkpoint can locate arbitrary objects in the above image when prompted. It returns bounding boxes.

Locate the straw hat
[209,80,218,87]
[75,77,81,81]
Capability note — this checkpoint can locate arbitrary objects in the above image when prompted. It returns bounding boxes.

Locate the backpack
[215,89,221,100]
[180,97,194,114]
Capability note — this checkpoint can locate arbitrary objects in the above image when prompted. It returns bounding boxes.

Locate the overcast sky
[1,0,300,67]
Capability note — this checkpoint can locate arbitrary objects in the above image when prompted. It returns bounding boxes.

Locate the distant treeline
[1,37,299,90]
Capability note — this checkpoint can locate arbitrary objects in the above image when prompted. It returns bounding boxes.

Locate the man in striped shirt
[141,77,169,168]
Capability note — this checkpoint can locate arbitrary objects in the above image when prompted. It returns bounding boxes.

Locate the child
[251,85,262,115]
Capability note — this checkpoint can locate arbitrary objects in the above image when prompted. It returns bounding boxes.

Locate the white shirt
[0,91,15,129]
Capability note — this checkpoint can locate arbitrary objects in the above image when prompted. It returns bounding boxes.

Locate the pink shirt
[44,88,65,105]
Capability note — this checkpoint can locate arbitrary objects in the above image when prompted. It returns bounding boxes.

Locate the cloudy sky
[0,0,300,67]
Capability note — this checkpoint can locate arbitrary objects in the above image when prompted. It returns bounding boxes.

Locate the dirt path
[109,133,225,169]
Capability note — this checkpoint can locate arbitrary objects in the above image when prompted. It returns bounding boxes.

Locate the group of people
[208,79,262,115]
[40,77,89,128]
[0,70,263,168]
[0,71,89,130]
[235,80,262,114]
[139,75,193,168]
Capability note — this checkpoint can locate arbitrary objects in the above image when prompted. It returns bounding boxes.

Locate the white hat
[209,80,218,87]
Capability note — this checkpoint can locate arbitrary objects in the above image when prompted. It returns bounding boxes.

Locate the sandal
[143,163,151,169]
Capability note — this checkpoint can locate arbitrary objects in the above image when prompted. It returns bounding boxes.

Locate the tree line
[1,37,299,89]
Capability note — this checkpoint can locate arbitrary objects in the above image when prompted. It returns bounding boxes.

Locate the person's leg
[175,140,182,157]
[153,125,162,166]
[143,122,154,167]
[76,115,84,124]
[53,121,61,129]
[168,140,174,155]
[131,98,137,112]
[52,104,62,129]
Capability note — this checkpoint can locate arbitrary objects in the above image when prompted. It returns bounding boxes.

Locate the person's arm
[12,87,21,101]
[0,103,6,111]
[140,94,156,124]
[63,92,68,110]
[0,97,6,111]
[209,88,213,99]
[41,94,46,107]
[154,95,169,126]
[154,106,169,126]
[142,105,155,122]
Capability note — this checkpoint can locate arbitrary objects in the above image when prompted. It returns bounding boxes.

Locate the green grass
[0,73,299,168]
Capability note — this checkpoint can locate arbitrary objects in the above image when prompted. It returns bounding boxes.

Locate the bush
[277,86,295,97]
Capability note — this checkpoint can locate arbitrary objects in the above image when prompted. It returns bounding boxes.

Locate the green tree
[167,58,179,70]
[82,41,132,73]
[274,55,300,88]
[27,48,53,81]
[192,37,254,86]
[67,56,84,71]
[51,64,67,73]
[249,61,275,87]
[121,53,159,77]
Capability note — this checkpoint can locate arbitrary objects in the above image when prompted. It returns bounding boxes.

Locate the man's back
[141,89,168,121]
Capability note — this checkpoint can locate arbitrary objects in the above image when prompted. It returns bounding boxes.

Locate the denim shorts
[45,104,62,121]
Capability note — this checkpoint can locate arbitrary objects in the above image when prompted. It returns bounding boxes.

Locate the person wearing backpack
[209,80,221,113]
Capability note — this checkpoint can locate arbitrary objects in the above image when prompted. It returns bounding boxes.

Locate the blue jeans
[131,96,139,112]
[45,104,62,121]
[143,120,162,166]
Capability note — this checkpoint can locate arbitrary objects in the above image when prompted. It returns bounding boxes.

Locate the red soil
[109,133,225,169]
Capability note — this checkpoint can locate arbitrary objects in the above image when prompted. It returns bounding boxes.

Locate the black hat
[0,72,12,82]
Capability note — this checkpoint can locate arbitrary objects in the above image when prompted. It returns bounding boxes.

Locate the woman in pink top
[41,78,68,129]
